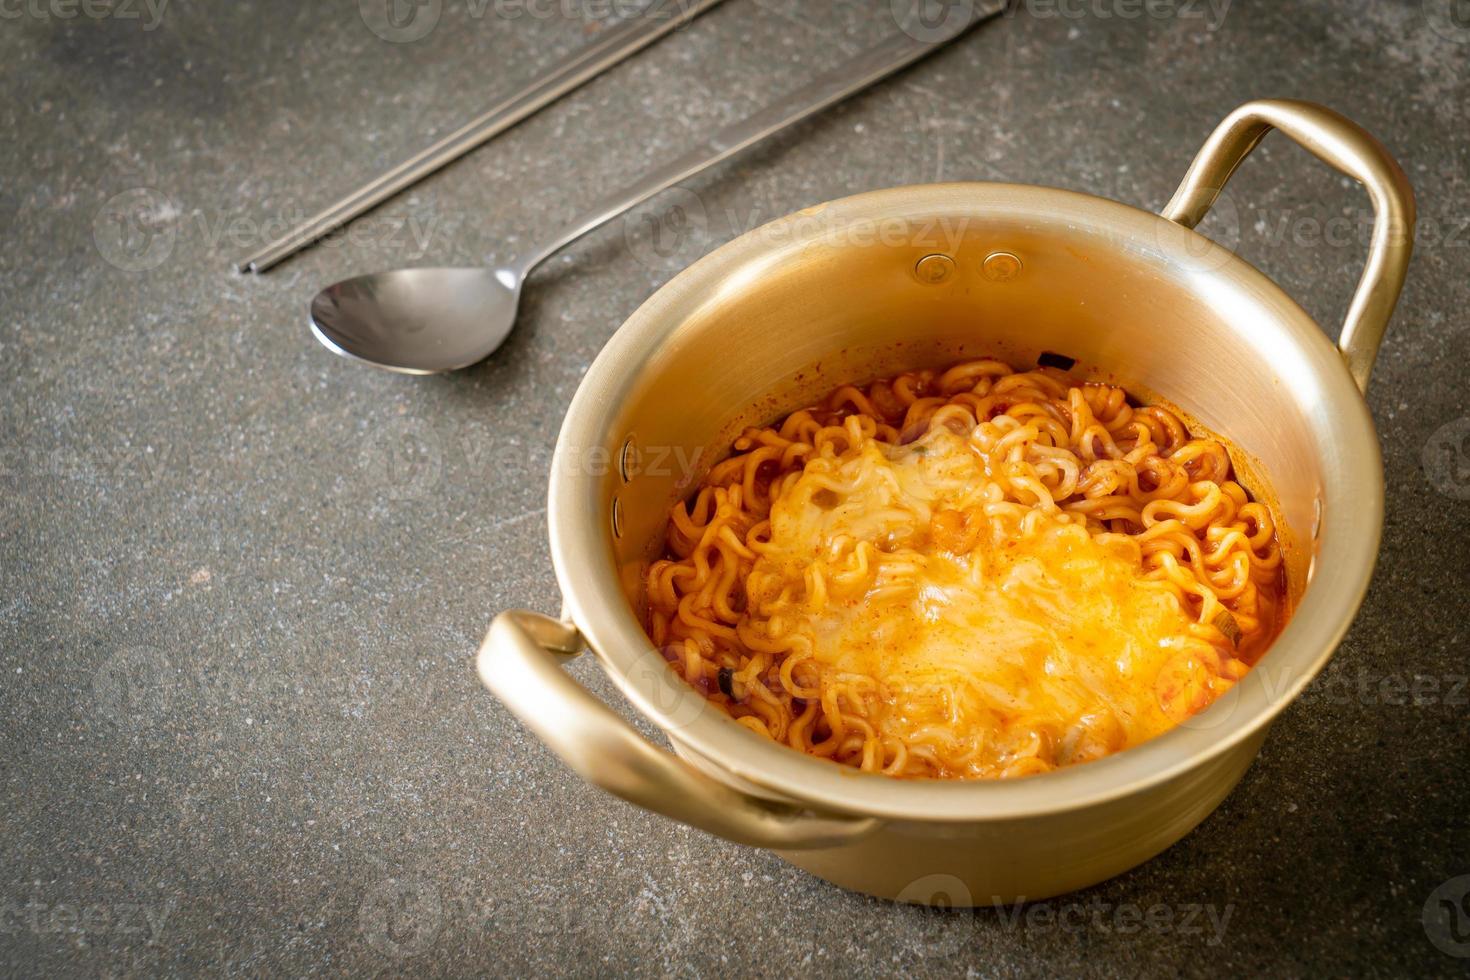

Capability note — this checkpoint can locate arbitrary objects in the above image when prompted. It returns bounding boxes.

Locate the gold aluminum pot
[475,100,1414,905]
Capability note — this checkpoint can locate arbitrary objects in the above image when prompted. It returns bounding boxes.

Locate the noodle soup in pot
[477,100,1413,903]
[642,359,1287,781]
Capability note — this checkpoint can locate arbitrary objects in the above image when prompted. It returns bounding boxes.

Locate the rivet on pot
[611,496,625,540]
[619,436,637,483]
[914,253,956,284]
[982,251,1023,282]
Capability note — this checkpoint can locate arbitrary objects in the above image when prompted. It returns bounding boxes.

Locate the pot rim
[549,181,1383,822]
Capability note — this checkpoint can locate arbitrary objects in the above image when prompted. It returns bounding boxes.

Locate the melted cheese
[747,427,1233,778]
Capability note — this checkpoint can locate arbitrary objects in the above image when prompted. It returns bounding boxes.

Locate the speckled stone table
[4,0,1469,975]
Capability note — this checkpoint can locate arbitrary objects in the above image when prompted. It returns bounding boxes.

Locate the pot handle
[1160,99,1415,393]
[476,610,882,849]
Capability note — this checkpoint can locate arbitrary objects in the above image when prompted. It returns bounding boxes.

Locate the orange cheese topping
[643,360,1284,780]
[746,427,1235,778]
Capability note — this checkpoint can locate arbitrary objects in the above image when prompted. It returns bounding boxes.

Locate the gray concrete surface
[4,0,1469,975]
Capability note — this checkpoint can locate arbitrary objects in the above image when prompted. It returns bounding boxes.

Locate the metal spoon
[310,6,997,374]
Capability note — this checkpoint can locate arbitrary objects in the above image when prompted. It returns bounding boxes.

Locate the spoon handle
[519,3,1002,274]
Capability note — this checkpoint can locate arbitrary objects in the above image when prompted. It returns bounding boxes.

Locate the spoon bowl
[310,267,522,374]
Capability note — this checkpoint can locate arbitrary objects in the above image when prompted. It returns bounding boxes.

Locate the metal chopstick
[236,0,728,274]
